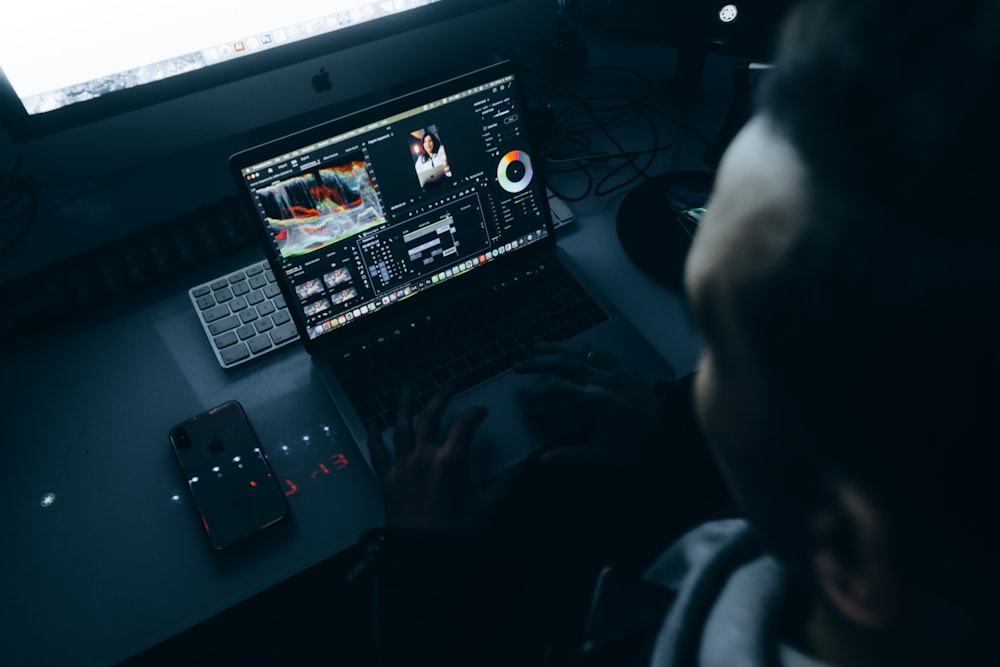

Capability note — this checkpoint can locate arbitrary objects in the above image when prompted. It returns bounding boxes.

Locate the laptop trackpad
[445,370,543,485]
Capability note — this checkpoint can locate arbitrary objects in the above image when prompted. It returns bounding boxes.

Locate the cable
[545,169,593,203]
[590,100,660,195]
[638,100,715,147]
[523,61,718,188]
[524,63,693,201]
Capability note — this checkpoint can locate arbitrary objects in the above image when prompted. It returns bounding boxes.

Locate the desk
[2,41,731,665]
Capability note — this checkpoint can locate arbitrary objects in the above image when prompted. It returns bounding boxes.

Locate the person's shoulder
[643,519,754,590]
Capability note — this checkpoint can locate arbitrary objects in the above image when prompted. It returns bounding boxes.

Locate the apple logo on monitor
[312,67,333,93]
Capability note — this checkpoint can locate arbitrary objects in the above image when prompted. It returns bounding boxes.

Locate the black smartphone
[169,401,288,550]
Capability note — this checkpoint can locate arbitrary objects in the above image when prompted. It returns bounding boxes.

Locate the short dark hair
[741,0,1000,624]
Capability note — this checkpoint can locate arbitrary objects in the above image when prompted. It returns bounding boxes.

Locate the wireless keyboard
[188,260,300,368]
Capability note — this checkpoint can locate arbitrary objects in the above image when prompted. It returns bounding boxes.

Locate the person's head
[685,0,1000,660]
[423,131,439,155]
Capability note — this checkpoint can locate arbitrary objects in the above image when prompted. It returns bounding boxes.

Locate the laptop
[230,60,675,482]
[417,162,449,188]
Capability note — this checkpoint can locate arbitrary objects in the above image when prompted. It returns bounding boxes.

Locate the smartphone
[169,401,288,550]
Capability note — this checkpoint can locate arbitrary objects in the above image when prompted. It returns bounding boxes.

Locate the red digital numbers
[284,454,350,496]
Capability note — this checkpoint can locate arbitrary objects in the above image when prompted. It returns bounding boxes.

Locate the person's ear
[811,482,899,629]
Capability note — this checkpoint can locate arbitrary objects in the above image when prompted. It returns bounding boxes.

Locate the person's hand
[513,342,660,466]
[368,385,487,533]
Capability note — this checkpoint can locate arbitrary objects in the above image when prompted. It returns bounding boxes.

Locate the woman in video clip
[416,130,450,174]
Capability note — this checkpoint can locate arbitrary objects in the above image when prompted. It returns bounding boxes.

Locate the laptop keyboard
[330,259,609,430]
[188,260,300,368]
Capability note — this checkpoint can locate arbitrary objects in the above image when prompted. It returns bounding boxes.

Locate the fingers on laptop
[367,384,486,481]
[415,384,453,447]
[520,376,615,413]
[412,384,487,472]
[440,405,488,475]
[534,341,609,364]
[514,341,615,382]
[367,423,390,482]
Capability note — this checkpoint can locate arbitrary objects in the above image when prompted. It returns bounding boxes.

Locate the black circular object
[616,170,714,289]
[506,161,526,182]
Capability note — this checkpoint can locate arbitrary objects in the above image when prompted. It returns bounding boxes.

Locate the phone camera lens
[173,427,192,450]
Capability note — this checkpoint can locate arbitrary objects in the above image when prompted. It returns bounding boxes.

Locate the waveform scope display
[257,159,385,258]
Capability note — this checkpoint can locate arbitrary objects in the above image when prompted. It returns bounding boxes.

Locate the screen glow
[0,0,435,113]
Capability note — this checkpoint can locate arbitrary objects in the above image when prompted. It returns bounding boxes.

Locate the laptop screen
[233,64,550,343]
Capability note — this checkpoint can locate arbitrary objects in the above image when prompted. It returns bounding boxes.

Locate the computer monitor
[0,0,557,279]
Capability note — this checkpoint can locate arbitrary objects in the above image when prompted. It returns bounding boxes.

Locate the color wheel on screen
[497,150,533,193]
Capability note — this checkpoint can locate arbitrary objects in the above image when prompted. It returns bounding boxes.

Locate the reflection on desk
[271,424,353,498]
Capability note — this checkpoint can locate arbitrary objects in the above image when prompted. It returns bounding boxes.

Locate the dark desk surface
[3,41,731,664]
[2,246,386,665]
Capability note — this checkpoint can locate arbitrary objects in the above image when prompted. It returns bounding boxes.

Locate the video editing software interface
[240,72,548,341]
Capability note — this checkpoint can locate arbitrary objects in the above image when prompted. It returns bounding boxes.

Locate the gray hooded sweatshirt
[642,519,827,667]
